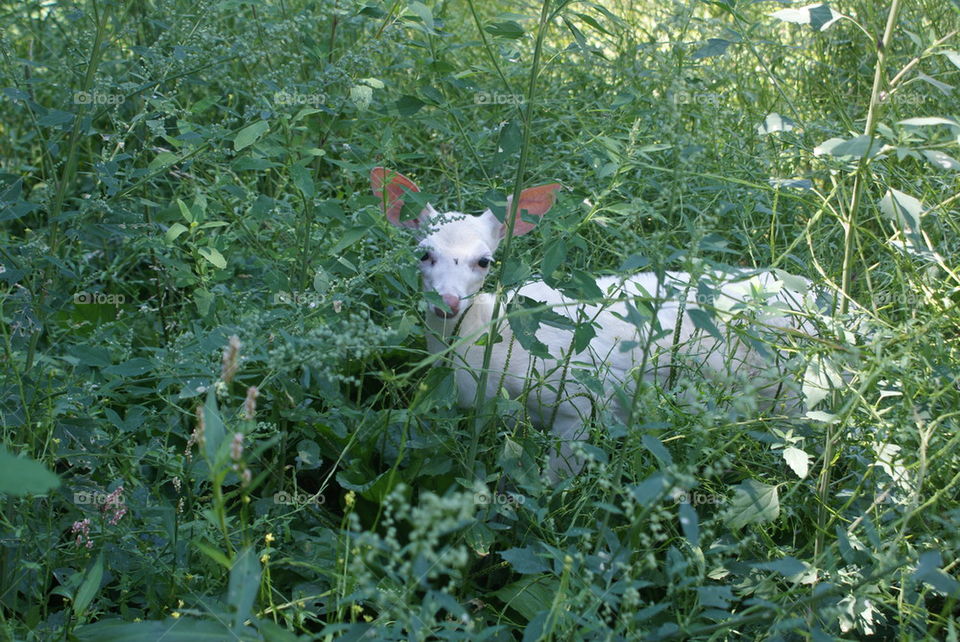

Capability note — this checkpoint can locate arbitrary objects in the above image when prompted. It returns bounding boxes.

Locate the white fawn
[372,167,824,478]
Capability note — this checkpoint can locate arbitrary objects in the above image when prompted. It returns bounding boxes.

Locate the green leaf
[75,617,240,641]
[195,538,233,569]
[572,319,596,353]
[232,158,277,171]
[942,50,960,70]
[559,269,604,300]
[782,446,810,479]
[916,72,953,95]
[541,239,567,283]
[195,288,214,316]
[66,344,112,368]
[802,355,843,407]
[73,552,104,618]
[574,11,613,36]
[405,1,434,29]
[628,473,669,506]
[290,164,315,198]
[329,226,367,254]
[485,20,524,38]
[501,257,531,287]
[166,223,189,242]
[898,116,960,127]
[562,16,589,52]
[494,575,557,621]
[769,178,813,190]
[806,410,839,423]
[693,38,731,59]
[198,247,227,269]
[808,3,841,30]
[233,121,269,151]
[465,521,495,556]
[914,551,960,597]
[641,434,673,466]
[496,120,522,161]
[879,188,924,246]
[148,151,179,172]
[507,296,552,359]
[687,308,724,342]
[0,447,60,496]
[197,221,229,230]
[757,112,796,135]
[696,585,733,609]
[814,135,877,158]
[396,94,425,116]
[227,547,261,631]
[38,109,75,127]
[922,150,960,171]
[753,556,809,578]
[771,4,840,30]
[358,77,384,89]
[177,198,194,223]
[499,436,541,493]
[103,358,153,376]
[203,389,226,463]
[724,479,780,530]
[678,502,699,546]
[523,613,549,642]
[500,546,549,574]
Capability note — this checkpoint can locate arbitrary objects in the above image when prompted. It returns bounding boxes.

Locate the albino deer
[371,167,824,479]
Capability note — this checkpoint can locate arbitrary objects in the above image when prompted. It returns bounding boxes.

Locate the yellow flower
[260,553,270,564]
[345,491,356,509]
[265,533,275,545]
[171,612,181,619]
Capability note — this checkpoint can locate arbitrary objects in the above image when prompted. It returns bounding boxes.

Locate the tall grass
[1,0,958,639]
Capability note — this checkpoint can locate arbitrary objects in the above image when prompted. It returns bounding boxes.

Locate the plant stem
[819,0,902,562]
[466,0,552,479]
[839,0,902,315]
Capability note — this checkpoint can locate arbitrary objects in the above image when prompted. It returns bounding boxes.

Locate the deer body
[372,168,817,477]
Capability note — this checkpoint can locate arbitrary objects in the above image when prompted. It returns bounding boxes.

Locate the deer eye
[420,251,431,262]
[477,257,492,269]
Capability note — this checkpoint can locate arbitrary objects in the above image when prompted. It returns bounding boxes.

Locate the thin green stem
[839,0,902,316]
[465,0,553,479]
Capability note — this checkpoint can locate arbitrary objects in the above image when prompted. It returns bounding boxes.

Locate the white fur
[372,170,819,479]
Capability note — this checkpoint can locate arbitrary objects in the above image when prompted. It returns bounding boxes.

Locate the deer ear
[506,183,562,236]
[479,209,505,245]
[371,167,424,228]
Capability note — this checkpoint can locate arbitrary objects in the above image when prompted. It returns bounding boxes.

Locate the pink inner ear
[371,167,420,227]
[511,183,562,235]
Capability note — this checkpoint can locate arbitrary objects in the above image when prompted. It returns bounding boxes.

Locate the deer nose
[434,294,460,318]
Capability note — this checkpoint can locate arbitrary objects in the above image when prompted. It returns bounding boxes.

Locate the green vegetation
[1,0,959,639]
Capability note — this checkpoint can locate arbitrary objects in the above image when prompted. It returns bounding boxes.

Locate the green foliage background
[1,0,959,639]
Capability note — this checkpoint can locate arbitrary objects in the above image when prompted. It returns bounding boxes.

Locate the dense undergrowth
[1,0,959,639]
